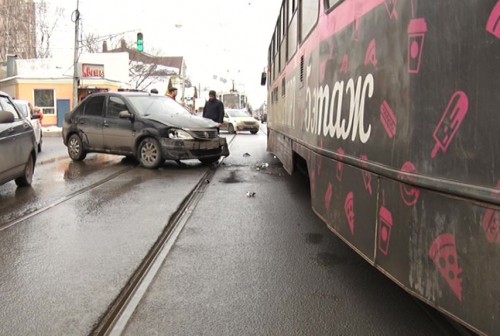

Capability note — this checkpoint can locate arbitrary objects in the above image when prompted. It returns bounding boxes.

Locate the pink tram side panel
[266,1,500,335]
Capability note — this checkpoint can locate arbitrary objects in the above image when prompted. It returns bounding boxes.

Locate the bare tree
[81,34,178,91]
[35,0,64,59]
[81,32,104,53]
[0,0,36,60]
[81,32,123,54]
[0,0,63,61]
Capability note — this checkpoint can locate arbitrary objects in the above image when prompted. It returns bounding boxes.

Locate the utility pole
[72,0,80,109]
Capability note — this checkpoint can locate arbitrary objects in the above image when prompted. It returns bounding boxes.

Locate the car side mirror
[118,110,133,120]
[31,114,41,120]
[260,72,267,86]
[0,110,14,123]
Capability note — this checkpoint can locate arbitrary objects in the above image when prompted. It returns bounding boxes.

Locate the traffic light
[137,32,144,52]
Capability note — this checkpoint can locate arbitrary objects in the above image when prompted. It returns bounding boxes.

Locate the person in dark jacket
[203,90,225,132]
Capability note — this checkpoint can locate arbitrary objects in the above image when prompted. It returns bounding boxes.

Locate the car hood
[231,116,259,123]
[144,113,219,129]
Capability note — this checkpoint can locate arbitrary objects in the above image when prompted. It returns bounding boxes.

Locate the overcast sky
[47,0,282,107]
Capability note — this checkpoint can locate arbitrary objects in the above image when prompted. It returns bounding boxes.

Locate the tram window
[288,0,296,22]
[325,0,343,10]
[277,18,281,45]
[281,5,286,41]
[287,5,298,59]
[300,0,319,42]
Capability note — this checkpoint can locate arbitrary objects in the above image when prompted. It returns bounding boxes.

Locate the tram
[219,90,248,110]
[263,1,500,335]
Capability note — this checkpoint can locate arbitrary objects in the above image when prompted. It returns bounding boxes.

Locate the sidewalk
[42,126,62,137]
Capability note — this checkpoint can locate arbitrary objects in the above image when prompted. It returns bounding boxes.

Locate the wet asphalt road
[0,128,457,335]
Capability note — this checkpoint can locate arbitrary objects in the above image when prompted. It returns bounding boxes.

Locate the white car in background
[221,108,260,134]
[14,99,42,152]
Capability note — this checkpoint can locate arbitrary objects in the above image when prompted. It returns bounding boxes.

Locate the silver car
[0,92,37,187]
[14,99,43,152]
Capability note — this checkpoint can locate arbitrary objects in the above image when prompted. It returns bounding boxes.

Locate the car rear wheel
[228,124,235,134]
[138,138,163,169]
[250,130,258,134]
[67,134,87,161]
[15,154,34,187]
[199,156,220,164]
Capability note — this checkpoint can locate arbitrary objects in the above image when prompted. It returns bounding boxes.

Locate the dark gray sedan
[0,91,37,187]
[62,92,230,168]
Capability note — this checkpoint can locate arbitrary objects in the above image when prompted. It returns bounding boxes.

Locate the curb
[42,131,62,138]
[37,155,68,166]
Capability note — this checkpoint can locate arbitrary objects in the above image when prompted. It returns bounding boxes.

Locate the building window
[34,89,55,115]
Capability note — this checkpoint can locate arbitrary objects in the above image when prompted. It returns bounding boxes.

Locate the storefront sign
[81,64,105,78]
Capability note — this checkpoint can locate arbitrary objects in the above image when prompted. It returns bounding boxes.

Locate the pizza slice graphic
[429,233,463,301]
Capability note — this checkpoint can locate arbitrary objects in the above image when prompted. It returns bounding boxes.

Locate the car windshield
[127,95,192,117]
[227,109,250,118]
[14,102,29,118]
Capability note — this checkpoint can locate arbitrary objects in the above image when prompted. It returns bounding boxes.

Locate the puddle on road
[220,170,244,184]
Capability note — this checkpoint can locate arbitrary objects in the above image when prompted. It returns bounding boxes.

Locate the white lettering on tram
[304,64,374,143]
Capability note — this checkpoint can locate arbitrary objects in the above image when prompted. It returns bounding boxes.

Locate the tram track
[90,134,237,336]
[0,165,136,232]
[1,135,237,233]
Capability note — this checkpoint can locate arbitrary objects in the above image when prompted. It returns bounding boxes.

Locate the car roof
[226,108,248,112]
[88,91,158,98]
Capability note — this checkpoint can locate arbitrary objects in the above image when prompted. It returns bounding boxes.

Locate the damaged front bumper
[159,136,230,161]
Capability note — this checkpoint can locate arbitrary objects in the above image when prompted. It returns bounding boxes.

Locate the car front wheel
[250,129,258,134]
[138,138,163,169]
[67,134,87,161]
[228,124,235,134]
[15,154,34,187]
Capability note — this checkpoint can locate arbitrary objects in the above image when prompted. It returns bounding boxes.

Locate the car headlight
[167,129,194,140]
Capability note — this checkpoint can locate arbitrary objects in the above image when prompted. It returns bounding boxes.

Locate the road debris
[246,191,256,197]
[255,162,269,171]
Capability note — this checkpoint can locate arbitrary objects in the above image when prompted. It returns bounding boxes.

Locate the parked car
[14,99,43,152]
[62,91,230,168]
[0,91,37,187]
[220,108,260,134]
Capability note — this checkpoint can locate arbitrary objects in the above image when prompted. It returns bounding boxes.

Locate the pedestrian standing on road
[34,106,44,124]
[166,87,178,101]
[203,90,224,133]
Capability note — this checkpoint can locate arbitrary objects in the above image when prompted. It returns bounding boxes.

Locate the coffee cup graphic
[378,206,393,256]
[486,1,500,39]
[408,18,428,74]
[344,192,355,235]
